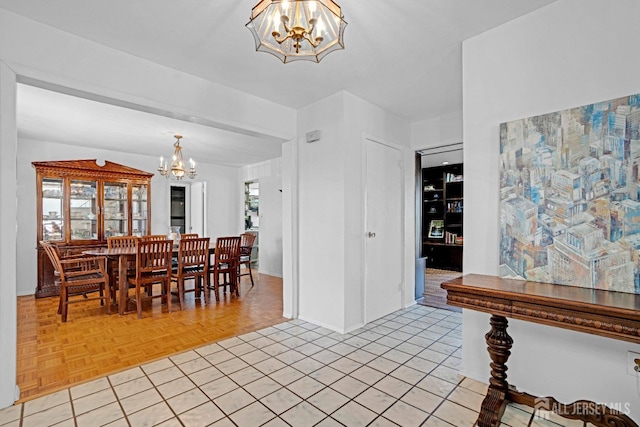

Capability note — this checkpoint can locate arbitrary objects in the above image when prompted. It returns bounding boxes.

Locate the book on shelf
[446,201,463,212]
[445,173,464,183]
[445,232,464,244]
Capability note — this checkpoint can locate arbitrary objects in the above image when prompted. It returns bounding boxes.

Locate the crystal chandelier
[246,0,347,63]
[158,135,196,180]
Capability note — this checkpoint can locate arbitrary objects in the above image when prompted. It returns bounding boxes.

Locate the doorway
[170,182,207,235]
[170,186,186,233]
[417,143,464,310]
[244,180,259,266]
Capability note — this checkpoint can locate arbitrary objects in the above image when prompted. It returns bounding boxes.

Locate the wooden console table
[441,274,640,427]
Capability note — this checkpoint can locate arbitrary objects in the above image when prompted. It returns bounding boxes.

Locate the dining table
[83,243,217,315]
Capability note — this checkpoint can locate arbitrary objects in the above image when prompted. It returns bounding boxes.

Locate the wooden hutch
[33,160,153,298]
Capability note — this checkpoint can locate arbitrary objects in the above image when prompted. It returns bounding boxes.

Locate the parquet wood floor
[418,268,462,312]
[16,273,286,403]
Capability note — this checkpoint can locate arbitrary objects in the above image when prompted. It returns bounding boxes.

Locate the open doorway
[417,143,464,311]
[244,180,259,267]
[170,182,206,236]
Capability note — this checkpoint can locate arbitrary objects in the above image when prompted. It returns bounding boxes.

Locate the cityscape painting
[499,93,640,294]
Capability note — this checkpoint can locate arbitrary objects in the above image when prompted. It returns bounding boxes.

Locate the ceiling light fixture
[246,0,347,63]
[158,135,196,180]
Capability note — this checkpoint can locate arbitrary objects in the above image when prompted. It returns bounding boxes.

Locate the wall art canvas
[499,93,640,294]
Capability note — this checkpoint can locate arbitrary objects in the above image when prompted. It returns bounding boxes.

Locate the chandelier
[246,0,347,63]
[158,135,197,180]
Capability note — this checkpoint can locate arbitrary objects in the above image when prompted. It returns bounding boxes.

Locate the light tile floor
[1,305,584,427]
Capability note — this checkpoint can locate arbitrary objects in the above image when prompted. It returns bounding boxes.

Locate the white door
[364,138,403,322]
[190,181,206,236]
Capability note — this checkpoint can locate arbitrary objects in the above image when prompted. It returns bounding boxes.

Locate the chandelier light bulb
[316,17,325,35]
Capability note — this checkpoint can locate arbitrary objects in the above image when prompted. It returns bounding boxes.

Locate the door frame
[168,181,207,235]
[361,133,405,325]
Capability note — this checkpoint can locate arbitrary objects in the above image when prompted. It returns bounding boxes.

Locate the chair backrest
[239,232,257,257]
[107,235,139,249]
[40,240,62,275]
[177,237,210,269]
[240,232,256,248]
[135,239,173,276]
[141,234,168,242]
[181,233,199,239]
[214,236,241,265]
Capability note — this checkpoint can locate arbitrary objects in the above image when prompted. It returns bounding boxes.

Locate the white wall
[16,138,241,296]
[296,91,413,333]
[411,111,463,151]
[463,0,640,421]
[297,92,346,331]
[241,158,284,278]
[0,61,18,409]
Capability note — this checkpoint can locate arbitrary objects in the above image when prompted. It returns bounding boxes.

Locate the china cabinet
[33,160,153,297]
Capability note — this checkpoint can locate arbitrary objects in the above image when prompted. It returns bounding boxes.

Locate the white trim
[297,315,364,335]
[281,138,299,320]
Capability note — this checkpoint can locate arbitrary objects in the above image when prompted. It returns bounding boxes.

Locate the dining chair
[141,234,168,241]
[172,237,210,309]
[238,232,257,287]
[40,240,110,322]
[181,233,199,239]
[107,235,139,300]
[209,236,241,301]
[127,239,173,318]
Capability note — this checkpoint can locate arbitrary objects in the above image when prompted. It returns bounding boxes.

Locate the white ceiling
[1,0,557,167]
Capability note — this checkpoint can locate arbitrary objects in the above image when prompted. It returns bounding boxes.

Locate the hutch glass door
[41,178,64,241]
[70,179,98,241]
[104,182,128,237]
[131,183,148,237]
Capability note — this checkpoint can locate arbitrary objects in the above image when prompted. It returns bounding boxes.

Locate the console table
[441,274,640,427]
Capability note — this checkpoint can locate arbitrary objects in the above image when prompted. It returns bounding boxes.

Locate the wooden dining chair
[181,233,199,239]
[141,234,168,241]
[209,236,241,301]
[106,235,139,300]
[238,232,257,287]
[172,237,210,309]
[40,241,110,322]
[127,239,173,318]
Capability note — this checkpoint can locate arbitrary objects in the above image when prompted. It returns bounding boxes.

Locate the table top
[441,273,640,318]
[440,273,640,344]
[83,242,217,257]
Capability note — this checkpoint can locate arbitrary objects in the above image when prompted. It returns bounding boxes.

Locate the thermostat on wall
[306,130,322,143]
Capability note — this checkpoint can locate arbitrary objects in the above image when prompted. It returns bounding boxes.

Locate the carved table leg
[477,314,514,427]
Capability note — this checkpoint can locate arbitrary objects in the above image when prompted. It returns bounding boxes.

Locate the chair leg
[179,278,184,311]
[247,261,255,287]
[104,284,111,315]
[60,287,68,322]
[203,273,210,303]
[136,283,143,319]
[213,271,220,302]
[165,279,172,313]
[233,267,240,297]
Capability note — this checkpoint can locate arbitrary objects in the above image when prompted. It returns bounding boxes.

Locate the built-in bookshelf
[422,163,463,271]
